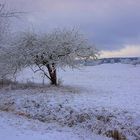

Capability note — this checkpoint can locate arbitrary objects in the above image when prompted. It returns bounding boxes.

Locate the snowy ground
[0,111,109,140]
[0,64,140,140]
[17,63,140,112]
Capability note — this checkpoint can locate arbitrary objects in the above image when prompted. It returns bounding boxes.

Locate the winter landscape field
[1,1,140,140]
[0,64,140,140]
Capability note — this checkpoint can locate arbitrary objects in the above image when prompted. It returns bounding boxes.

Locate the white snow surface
[0,111,108,140]
[0,64,140,140]
[17,63,140,112]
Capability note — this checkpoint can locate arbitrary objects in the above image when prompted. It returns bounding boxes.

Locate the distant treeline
[82,57,140,66]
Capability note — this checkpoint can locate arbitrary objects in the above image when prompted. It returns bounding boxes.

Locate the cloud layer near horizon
[101,45,140,58]
[1,0,140,57]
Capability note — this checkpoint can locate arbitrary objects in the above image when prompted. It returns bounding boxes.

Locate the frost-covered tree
[0,3,22,42]
[0,44,24,79]
[0,3,21,80]
[4,29,98,85]
[0,4,9,44]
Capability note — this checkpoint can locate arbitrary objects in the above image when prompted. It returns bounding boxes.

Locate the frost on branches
[0,29,98,85]
[0,3,20,42]
[0,3,22,81]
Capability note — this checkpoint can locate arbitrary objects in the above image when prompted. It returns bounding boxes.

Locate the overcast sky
[1,0,140,58]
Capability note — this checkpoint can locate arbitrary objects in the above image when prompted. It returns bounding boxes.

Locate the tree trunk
[46,64,57,85]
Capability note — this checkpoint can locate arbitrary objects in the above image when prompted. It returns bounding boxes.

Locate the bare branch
[36,64,51,80]
[0,3,24,18]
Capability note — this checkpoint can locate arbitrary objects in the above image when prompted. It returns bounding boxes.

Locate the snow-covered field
[0,64,140,140]
[0,111,108,140]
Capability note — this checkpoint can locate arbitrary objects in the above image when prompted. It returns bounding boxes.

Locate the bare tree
[10,29,98,85]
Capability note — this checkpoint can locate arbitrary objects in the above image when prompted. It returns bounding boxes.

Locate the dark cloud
[1,0,140,52]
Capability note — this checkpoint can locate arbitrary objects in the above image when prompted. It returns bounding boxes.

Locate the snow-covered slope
[17,64,140,112]
[0,64,140,140]
[0,111,109,140]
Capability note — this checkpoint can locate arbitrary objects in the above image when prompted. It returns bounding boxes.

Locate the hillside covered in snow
[0,64,140,140]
